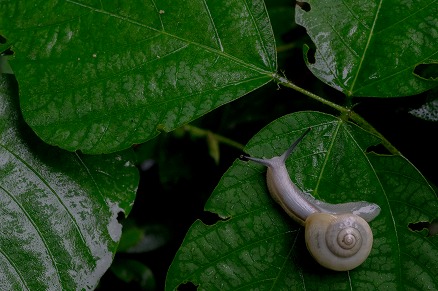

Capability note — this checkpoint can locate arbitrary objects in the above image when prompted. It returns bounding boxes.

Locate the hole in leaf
[1,47,13,56]
[117,211,126,223]
[365,144,391,155]
[178,282,198,291]
[408,220,438,236]
[414,63,438,80]
[409,221,429,232]
[296,1,311,12]
[306,46,316,64]
[0,35,6,44]
[200,210,228,226]
[430,221,438,236]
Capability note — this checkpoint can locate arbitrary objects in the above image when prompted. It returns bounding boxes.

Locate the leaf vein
[32,75,270,130]
[353,49,438,94]
[349,0,383,95]
[242,0,273,70]
[202,0,224,52]
[313,122,342,197]
[0,183,62,287]
[149,0,165,31]
[341,0,370,30]
[74,153,106,205]
[65,0,271,74]
[38,40,189,97]
[0,247,30,290]
[344,128,403,286]
[269,229,302,291]
[326,21,359,58]
[373,0,438,37]
[0,143,91,278]
[183,223,299,286]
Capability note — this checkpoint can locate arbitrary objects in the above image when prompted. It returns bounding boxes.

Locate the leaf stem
[276,43,298,53]
[275,74,346,112]
[180,124,245,151]
[274,74,401,156]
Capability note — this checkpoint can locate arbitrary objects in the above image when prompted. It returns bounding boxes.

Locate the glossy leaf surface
[296,0,438,97]
[166,111,438,290]
[0,0,276,154]
[0,75,139,290]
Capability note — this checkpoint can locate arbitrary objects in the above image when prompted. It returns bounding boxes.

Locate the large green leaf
[0,74,139,290]
[295,0,438,97]
[166,111,438,290]
[0,0,276,154]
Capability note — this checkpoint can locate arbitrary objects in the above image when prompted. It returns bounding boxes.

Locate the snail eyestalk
[280,127,311,162]
[240,127,312,166]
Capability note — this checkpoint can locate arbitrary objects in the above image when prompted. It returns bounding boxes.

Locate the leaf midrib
[28,75,270,126]
[313,122,341,197]
[348,0,383,96]
[65,0,274,75]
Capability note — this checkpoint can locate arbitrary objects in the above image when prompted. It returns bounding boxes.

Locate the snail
[240,128,380,271]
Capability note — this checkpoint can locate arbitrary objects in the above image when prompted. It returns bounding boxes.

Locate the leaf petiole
[274,74,400,156]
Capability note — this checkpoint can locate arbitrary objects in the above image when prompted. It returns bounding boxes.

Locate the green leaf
[166,111,438,290]
[0,75,139,290]
[295,0,438,97]
[0,0,276,154]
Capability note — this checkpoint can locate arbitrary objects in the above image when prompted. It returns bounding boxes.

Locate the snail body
[241,128,380,271]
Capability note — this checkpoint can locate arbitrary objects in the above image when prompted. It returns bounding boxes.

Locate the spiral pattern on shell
[304,212,373,271]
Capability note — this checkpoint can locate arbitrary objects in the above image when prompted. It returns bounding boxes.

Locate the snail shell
[305,212,373,271]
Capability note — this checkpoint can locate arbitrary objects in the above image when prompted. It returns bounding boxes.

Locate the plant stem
[276,43,298,53]
[274,74,401,156]
[181,124,245,151]
[275,74,347,112]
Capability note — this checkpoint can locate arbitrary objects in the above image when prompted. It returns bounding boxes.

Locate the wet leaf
[0,75,139,290]
[0,0,276,153]
[166,111,438,290]
[295,0,438,97]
